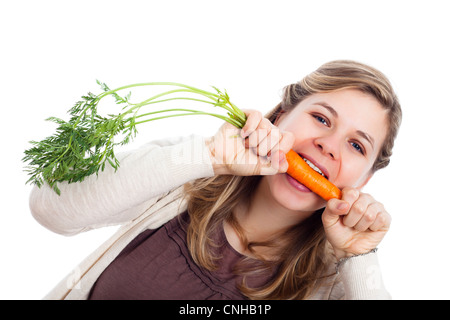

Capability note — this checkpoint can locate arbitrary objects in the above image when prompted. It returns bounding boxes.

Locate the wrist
[333,249,355,261]
[334,248,378,273]
[333,247,378,261]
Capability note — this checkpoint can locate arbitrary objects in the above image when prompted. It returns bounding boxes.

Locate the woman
[30,60,401,300]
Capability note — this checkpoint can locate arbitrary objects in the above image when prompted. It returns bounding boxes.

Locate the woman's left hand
[321,187,391,260]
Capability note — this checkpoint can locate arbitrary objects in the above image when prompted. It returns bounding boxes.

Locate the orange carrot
[285,150,342,201]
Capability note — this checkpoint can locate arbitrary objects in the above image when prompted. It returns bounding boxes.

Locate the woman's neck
[224,177,314,258]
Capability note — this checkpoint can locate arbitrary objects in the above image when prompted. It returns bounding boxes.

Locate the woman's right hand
[206,110,295,176]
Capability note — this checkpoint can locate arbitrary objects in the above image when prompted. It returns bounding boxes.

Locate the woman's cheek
[334,161,369,189]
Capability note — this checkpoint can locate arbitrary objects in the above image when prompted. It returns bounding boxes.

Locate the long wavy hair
[184,60,402,299]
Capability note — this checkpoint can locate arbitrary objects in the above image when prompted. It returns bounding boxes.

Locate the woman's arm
[29,135,214,235]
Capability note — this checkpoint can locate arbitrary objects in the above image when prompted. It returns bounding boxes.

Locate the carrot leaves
[23,81,246,195]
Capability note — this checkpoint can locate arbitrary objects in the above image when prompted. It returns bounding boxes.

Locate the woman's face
[265,88,388,213]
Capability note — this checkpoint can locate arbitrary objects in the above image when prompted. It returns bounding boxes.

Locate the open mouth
[301,156,328,180]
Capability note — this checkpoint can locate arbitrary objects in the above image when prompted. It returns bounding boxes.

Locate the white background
[1,0,449,300]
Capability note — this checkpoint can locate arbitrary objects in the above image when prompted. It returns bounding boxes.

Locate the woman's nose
[315,135,340,160]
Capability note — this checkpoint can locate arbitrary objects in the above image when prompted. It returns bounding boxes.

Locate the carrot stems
[128,108,243,127]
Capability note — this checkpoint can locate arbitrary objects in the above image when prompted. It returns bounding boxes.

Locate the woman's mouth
[284,153,330,194]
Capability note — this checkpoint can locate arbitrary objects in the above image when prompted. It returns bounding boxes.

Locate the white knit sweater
[29,135,390,300]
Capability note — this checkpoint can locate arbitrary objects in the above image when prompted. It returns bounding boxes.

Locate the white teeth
[302,157,325,177]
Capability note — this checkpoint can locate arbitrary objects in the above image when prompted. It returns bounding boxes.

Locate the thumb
[322,198,350,228]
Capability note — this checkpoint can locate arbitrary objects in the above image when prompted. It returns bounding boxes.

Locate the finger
[277,131,295,154]
[342,193,374,228]
[241,110,263,138]
[266,149,288,173]
[369,209,391,232]
[245,118,273,148]
[340,187,360,205]
[321,198,350,228]
[329,187,359,224]
[353,202,380,232]
[266,131,294,173]
[256,154,277,175]
[257,127,280,157]
[246,129,263,149]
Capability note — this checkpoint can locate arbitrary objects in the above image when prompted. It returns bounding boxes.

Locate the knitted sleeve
[334,251,391,300]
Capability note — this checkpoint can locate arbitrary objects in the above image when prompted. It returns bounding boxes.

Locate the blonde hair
[185,60,402,299]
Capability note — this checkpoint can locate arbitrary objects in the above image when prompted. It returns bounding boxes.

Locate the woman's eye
[312,114,329,126]
[351,141,365,155]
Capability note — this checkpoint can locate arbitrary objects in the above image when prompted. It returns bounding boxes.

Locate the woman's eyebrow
[356,130,375,149]
[313,102,338,118]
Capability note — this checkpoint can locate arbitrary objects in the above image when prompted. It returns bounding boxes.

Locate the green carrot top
[23,81,246,195]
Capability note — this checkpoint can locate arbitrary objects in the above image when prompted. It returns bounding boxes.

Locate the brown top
[88,212,273,300]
